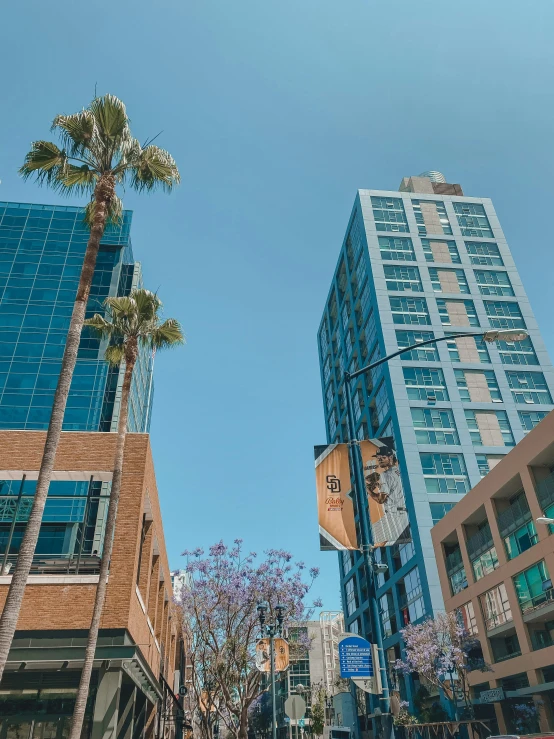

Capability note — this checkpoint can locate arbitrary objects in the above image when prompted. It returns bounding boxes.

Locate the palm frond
[105,344,125,366]
[89,94,130,145]
[132,289,162,321]
[84,194,123,228]
[58,164,98,194]
[129,145,180,192]
[83,313,117,338]
[104,295,136,318]
[147,318,185,349]
[19,141,68,186]
[51,110,97,159]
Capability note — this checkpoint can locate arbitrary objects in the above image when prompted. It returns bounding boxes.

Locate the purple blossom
[309,567,320,578]
[313,598,323,608]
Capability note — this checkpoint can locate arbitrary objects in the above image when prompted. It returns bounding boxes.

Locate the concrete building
[0,431,185,738]
[317,172,554,706]
[276,617,357,739]
[432,409,554,734]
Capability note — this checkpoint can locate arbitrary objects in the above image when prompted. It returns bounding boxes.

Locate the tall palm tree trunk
[0,176,115,680]
[69,341,137,739]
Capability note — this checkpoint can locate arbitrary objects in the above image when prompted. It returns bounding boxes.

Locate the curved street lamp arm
[346,331,488,381]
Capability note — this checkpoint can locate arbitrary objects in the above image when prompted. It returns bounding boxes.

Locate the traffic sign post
[284,695,306,721]
[338,635,374,679]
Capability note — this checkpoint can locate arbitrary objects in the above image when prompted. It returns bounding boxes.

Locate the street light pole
[258,603,285,739]
[341,329,529,737]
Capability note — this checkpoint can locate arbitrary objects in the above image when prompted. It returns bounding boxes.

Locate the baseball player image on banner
[315,443,358,551]
[359,437,411,547]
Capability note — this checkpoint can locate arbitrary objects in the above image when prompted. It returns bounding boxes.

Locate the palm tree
[0,94,180,679]
[69,288,184,738]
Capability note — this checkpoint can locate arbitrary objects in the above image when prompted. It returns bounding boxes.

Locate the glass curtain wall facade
[0,201,153,432]
[317,181,554,706]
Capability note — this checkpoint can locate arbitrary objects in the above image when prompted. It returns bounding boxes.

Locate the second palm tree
[69,289,184,739]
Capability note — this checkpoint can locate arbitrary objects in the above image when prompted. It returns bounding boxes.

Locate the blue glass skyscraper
[0,200,153,432]
[317,173,554,706]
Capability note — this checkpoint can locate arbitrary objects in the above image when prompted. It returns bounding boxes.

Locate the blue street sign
[338,635,374,678]
[298,720,305,728]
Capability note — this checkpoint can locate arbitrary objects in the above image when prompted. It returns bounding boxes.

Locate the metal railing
[494,649,522,663]
[446,547,463,575]
[0,552,101,575]
[520,587,554,615]
[466,524,494,560]
[496,495,531,537]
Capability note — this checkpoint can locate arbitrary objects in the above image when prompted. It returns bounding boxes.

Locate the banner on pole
[315,444,358,551]
[359,437,410,547]
[255,638,290,672]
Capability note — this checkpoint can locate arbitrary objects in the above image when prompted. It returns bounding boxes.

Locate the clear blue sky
[1,0,553,611]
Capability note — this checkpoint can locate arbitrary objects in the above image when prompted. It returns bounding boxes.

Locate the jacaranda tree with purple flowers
[394,612,490,720]
[178,541,321,739]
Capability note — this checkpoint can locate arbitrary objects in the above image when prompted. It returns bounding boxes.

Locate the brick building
[432,410,554,734]
[0,430,185,738]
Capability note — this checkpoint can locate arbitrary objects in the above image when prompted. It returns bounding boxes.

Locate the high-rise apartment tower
[317,173,554,704]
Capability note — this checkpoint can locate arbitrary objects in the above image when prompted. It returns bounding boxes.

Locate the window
[454,203,493,237]
[421,239,461,263]
[472,547,499,580]
[364,311,378,352]
[437,298,479,327]
[371,381,390,433]
[342,549,353,575]
[396,330,439,361]
[476,454,505,477]
[400,567,426,622]
[450,567,468,596]
[464,410,514,447]
[429,502,456,525]
[455,369,502,402]
[519,410,549,433]
[446,333,490,363]
[484,300,525,330]
[411,408,459,445]
[465,241,503,266]
[398,539,415,567]
[458,601,478,635]
[380,593,397,638]
[371,197,409,233]
[505,521,538,560]
[428,268,469,294]
[403,367,449,401]
[474,270,514,296]
[506,371,552,405]
[513,560,551,613]
[323,357,332,384]
[497,337,538,366]
[378,236,415,261]
[420,453,469,494]
[390,297,430,325]
[412,200,452,236]
[319,326,329,357]
[345,576,358,616]
[325,384,334,411]
[0,477,109,575]
[480,583,512,630]
[384,265,422,292]
[360,283,371,315]
[329,411,337,439]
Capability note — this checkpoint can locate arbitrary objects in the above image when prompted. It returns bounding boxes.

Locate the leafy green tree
[310,690,326,739]
[0,95,179,680]
[69,289,183,738]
